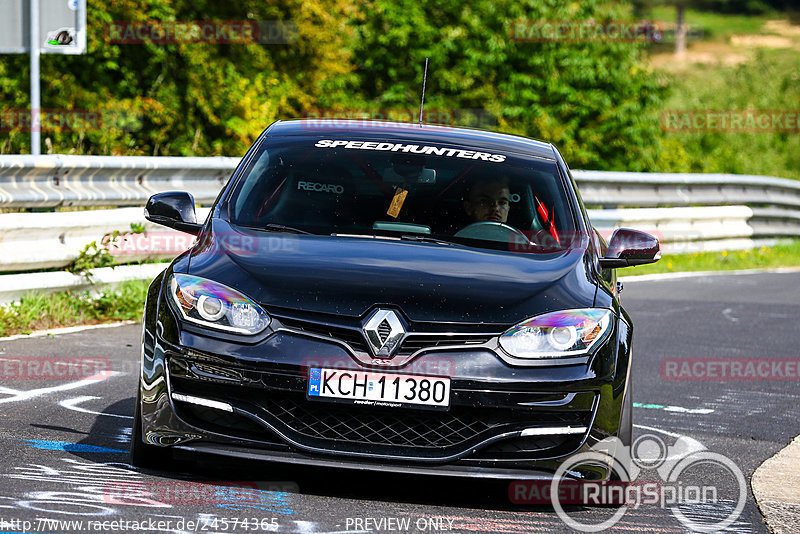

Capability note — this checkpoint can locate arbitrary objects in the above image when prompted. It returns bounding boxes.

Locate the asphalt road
[0,271,798,533]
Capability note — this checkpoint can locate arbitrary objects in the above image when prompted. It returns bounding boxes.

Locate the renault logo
[362,309,405,357]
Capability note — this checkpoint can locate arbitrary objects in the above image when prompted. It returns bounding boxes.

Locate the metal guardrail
[572,170,800,210]
[0,156,798,277]
[0,208,210,271]
[0,155,237,207]
[587,205,766,254]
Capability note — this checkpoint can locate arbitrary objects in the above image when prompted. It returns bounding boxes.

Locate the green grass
[656,47,800,180]
[646,6,774,42]
[640,7,800,181]
[0,280,148,337]
[623,240,800,276]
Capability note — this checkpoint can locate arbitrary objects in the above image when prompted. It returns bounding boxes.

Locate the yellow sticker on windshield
[386,187,408,218]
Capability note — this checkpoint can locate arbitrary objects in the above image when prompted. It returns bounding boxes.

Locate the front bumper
[140,281,631,480]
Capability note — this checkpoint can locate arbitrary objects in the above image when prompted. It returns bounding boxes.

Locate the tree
[0,0,359,155]
[350,0,667,171]
[1,0,669,172]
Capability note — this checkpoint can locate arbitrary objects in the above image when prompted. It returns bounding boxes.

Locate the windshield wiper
[262,223,313,235]
[399,234,460,246]
[329,233,462,247]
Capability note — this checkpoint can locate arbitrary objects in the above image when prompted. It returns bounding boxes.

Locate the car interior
[229,144,569,246]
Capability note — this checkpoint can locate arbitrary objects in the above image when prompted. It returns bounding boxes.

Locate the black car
[132,120,659,480]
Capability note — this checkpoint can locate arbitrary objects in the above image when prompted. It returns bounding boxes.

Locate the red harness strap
[534,194,560,245]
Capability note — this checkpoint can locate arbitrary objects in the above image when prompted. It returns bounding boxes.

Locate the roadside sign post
[0,0,87,154]
[30,0,41,154]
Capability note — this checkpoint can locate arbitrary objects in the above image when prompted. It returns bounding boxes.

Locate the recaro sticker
[297,181,344,194]
[314,139,507,162]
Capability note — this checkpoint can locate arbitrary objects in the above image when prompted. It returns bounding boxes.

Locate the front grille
[275,316,495,357]
[276,317,371,353]
[261,393,492,448]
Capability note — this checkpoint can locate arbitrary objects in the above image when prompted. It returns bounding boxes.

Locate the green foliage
[633,0,790,15]
[0,280,149,337]
[86,279,149,320]
[643,4,774,41]
[66,237,117,278]
[0,0,666,171]
[658,49,800,179]
[349,0,667,171]
[1,1,796,180]
[66,223,148,279]
[700,0,794,14]
[625,240,800,275]
[0,0,357,155]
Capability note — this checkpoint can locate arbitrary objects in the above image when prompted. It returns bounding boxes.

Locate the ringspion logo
[512,434,746,532]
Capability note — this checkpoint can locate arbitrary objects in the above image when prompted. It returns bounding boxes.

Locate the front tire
[130,387,170,469]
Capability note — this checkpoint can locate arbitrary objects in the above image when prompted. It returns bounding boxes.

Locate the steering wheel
[454,221,534,247]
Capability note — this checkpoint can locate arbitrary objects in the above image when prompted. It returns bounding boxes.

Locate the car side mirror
[144,192,202,235]
[599,228,660,269]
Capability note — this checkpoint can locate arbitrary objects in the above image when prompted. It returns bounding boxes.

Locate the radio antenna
[418,57,429,126]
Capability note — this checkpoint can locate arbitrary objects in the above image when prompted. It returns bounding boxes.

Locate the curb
[752,435,800,534]
[0,320,138,342]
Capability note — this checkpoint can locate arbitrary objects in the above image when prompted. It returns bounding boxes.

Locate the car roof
[266,119,557,161]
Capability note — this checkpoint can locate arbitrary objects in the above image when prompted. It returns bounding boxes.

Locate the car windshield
[225,136,577,252]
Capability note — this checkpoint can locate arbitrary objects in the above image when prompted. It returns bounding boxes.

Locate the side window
[595,229,614,285]
[234,149,270,218]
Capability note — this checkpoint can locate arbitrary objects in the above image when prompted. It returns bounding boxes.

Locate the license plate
[307,367,450,409]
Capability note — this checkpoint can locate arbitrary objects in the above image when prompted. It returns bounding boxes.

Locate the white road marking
[663,405,715,414]
[60,395,133,420]
[633,425,707,461]
[635,402,714,415]
[722,307,740,323]
[633,424,683,439]
[0,371,118,404]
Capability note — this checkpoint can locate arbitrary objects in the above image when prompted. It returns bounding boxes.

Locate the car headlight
[499,309,612,359]
[169,274,271,335]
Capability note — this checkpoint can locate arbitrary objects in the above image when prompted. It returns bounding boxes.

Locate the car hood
[185,219,597,324]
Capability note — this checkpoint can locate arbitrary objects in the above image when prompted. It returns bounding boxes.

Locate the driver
[463,178,511,223]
